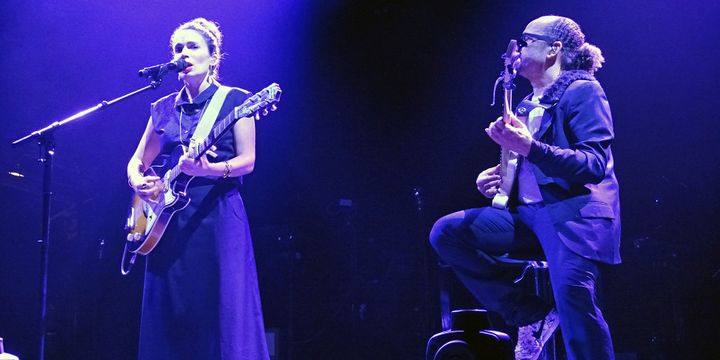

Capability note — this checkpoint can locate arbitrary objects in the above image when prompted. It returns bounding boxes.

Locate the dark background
[1,0,719,359]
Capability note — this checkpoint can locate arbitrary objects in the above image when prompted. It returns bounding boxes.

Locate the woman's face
[171,29,216,81]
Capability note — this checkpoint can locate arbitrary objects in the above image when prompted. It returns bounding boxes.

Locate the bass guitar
[491,41,520,210]
[122,83,281,274]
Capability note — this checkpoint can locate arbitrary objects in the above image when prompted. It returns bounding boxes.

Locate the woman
[127,18,269,360]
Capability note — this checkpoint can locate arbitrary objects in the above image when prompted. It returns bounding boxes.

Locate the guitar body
[126,150,194,255]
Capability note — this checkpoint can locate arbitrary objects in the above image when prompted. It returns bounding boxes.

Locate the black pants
[429,203,615,360]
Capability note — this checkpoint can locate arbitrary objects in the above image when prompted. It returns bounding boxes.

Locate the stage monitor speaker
[426,309,512,360]
[426,330,513,360]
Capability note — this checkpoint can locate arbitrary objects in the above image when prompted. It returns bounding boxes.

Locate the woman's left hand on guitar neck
[485,114,533,157]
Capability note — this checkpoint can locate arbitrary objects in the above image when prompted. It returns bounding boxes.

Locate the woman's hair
[171,18,224,80]
[546,16,605,75]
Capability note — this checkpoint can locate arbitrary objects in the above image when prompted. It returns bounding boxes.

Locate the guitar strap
[189,84,231,147]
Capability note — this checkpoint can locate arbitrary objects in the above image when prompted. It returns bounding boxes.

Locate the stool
[491,255,558,360]
[431,256,561,360]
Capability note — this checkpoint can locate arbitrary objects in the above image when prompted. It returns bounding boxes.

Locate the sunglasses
[518,33,556,49]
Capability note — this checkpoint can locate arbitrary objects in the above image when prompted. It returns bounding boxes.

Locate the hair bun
[572,43,605,74]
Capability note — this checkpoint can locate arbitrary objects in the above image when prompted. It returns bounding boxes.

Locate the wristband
[222,161,232,178]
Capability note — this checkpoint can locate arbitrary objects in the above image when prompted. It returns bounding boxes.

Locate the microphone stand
[10,69,171,360]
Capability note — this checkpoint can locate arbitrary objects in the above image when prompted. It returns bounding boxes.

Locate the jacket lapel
[534,105,555,140]
[516,96,555,140]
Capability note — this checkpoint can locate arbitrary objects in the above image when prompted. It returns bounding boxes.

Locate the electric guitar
[491,41,520,210]
[122,83,281,272]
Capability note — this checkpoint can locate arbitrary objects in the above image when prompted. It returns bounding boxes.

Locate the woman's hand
[129,173,163,202]
[179,152,214,177]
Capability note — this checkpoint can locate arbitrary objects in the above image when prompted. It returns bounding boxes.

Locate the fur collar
[539,70,596,105]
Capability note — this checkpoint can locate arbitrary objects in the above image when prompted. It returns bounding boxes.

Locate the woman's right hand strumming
[129,173,162,202]
[476,164,502,198]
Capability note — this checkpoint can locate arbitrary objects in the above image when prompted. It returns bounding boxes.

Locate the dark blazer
[525,80,621,264]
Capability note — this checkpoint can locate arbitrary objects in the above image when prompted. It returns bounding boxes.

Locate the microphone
[138,58,189,78]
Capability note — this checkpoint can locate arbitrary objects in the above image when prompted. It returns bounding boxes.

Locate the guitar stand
[10,71,170,360]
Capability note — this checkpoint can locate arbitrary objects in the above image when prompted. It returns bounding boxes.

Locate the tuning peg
[262,108,269,116]
[254,112,261,121]
[271,104,278,111]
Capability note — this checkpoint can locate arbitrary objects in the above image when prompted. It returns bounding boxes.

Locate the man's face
[517,19,554,79]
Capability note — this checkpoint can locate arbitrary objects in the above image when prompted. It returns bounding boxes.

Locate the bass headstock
[501,39,520,88]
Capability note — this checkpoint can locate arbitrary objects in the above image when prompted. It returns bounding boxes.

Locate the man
[429,15,619,360]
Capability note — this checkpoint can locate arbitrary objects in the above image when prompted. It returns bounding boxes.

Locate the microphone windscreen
[171,58,188,70]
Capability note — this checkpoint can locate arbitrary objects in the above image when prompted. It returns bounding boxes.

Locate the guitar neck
[164,107,244,183]
[502,87,513,123]
[163,84,281,184]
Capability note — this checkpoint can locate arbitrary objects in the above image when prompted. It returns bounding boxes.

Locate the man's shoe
[514,308,560,360]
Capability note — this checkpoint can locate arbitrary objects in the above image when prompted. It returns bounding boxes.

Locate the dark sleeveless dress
[137,83,270,360]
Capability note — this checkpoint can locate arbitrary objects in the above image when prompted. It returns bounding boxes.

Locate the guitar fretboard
[163,83,281,185]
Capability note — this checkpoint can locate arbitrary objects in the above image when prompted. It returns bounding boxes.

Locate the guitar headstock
[491,40,522,107]
[501,40,520,86]
[235,83,282,121]
[503,40,518,65]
